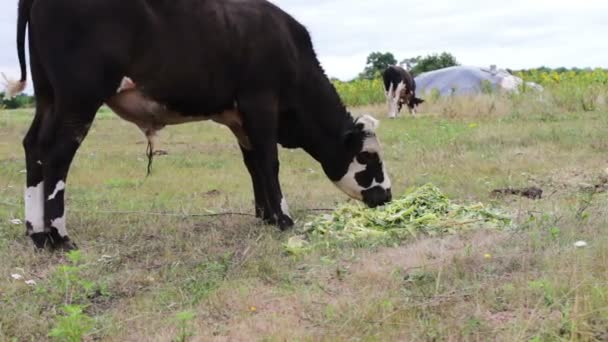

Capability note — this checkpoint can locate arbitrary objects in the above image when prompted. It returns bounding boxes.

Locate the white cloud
[273,0,608,79]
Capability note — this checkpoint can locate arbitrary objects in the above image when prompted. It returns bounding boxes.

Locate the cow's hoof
[53,238,78,252]
[64,241,78,251]
[261,214,294,230]
[30,232,50,250]
[278,215,294,231]
[30,232,78,252]
[48,231,78,252]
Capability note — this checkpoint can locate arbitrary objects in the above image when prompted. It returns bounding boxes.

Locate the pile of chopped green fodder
[285,183,511,254]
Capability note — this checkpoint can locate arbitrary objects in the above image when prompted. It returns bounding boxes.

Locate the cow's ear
[413,97,425,105]
[355,115,379,133]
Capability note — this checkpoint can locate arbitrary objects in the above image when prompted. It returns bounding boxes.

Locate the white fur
[356,115,379,132]
[51,215,68,237]
[280,198,291,217]
[386,83,396,118]
[362,133,381,152]
[116,76,135,93]
[385,83,394,117]
[390,82,406,118]
[1,73,26,99]
[334,159,366,200]
[48,180,66,201]
[25,182,44,234]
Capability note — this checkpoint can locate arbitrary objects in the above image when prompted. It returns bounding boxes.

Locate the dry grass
[1,98,608,341]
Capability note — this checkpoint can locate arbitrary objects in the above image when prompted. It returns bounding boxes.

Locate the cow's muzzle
[362,186,392,208]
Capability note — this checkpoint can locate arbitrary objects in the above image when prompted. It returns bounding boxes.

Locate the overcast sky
[1,0,607,88]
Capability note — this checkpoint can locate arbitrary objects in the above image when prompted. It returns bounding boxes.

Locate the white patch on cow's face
[25,182,45,234]
[356,115,379,132]
[334,133,391,202]
[335,158,366,200]
[51,215,68,237]
[280,197,291,217]
[48,180,66,201]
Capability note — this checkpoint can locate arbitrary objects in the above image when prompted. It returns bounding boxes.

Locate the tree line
[0,92,35,109]
[359,51,459,80]
[356,51,607,81]
[2,56,605,110]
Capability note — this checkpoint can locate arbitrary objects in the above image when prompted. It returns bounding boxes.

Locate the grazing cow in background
[7,0,392,251]
[383,66,424,118]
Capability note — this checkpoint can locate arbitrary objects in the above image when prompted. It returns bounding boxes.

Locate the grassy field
[1,98,607,341]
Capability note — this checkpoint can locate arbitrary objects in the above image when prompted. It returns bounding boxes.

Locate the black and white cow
[6,0,392,250]
[383,66,424,118]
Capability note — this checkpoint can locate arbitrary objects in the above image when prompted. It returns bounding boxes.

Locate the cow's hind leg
[385,83,396,118]
[39,96,102,250]
[23,96,52,248]
[238,91,293,230]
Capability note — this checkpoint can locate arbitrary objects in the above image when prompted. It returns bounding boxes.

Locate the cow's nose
[362,186,392,208]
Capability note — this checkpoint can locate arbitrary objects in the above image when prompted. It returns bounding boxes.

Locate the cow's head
[409,97,425,108]
[331,115,392,207]
[398,88,425,112]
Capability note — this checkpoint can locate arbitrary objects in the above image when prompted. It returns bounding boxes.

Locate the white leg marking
[48,180,66,201]
[25,182,44,233]
[391,82,406,118]
[280,197,291,217]
[36,160,42,165]
[51,215,68,237]
[386,83,396,118]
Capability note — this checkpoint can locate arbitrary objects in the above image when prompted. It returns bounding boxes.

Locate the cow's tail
[2,0,33,100]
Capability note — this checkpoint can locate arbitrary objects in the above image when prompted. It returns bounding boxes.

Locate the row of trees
[516,66,608,74]
[356,52,608,81]
[0,92,35,109]
[359,51,459,80]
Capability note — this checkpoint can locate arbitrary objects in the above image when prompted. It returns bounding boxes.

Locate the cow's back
[30,0,310,115]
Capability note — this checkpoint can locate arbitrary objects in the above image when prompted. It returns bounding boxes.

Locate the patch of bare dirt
[541,166,608,195]
[344,230,507,290]
[189,231,508,340]
[491,187,543,200]
[195,284,316,341]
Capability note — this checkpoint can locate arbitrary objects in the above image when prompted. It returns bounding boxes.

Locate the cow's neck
[284,69,354,181]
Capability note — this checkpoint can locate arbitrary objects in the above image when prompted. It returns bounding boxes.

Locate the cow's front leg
[239,92,294,230]
[240,146,272,220]
[385,84,397,119]
[251,145,293,230]
[409,106,417,117]
[40,107,97,250]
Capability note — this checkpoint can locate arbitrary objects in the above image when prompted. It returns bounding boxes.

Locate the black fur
[382,65,424,113]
